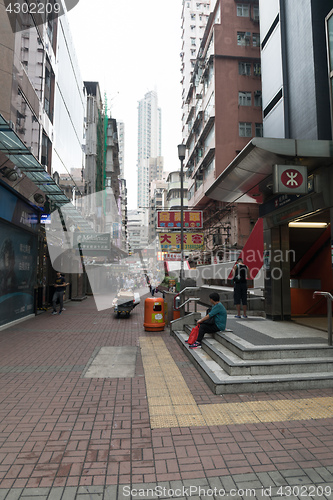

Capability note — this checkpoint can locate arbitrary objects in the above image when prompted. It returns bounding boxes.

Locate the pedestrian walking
[189,292,227,349]
[232,257,249,318]
[52,272,69,315]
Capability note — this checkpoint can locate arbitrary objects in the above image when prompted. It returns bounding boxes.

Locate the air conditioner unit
[213,234,222,246]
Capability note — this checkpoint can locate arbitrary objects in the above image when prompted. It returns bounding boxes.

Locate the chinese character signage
[157,211,203,228]
[159,232,204,252]
[273,165,308,194]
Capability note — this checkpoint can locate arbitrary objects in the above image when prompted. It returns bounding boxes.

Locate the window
[254,91,262,107]
[191,38,196,46]
[253,62,261,76]
[239,62,251,76]
[195,174,203,190]
[237,32,250,46]
[239,91,252,106]
[41,132,52,170]
[191,13,196,20]
[253,5,259,21]
[239,122,252,137]
[237,3,250,17]
[255,123,263,137]
[252,33,260,47]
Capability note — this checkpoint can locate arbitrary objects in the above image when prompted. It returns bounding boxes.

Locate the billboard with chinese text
[157,211,203,228]
[158,232,204,252]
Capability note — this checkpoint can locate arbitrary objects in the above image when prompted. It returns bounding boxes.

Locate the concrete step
[203,336,333,376]
[174,330,333,394]
[184,325,333,360]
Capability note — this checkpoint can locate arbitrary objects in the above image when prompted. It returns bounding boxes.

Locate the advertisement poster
[0,222,37,326]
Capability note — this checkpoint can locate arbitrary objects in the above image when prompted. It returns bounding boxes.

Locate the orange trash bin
[144,297,165,331]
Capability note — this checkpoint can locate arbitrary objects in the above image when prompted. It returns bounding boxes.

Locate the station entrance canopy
[205,138,333,205]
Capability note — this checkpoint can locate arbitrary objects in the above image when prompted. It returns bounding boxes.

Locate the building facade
[137,90,162,210]
[206,0,333,320]
[183,0,261,265]
[127,210,149,253]
[165,171,189,211]
[181,0,212,144]
[0,0,85,327]
[326,9,333,133]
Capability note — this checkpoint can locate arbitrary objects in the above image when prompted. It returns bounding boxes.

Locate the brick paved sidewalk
[0,297,332,499]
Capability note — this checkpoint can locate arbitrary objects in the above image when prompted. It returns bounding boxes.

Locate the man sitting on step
[189,292,227,349]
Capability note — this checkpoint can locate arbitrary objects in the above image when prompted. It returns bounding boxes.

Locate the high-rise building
[328,9,333,132]
[117,121,125,179]
[0,0,86,325]
[181,0,212,143]
[183,0,262,259]
[260,0,332,140]
[206,0,333,320]
[137,90,161,210]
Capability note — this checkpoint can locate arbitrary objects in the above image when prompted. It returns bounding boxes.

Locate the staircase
[171,316,333,394]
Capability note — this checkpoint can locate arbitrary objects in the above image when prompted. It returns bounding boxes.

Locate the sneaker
[234,315,241,318]
[62,308,66,311]
[242,315,248,319]
[52,311,58,315]
[185,339,189,343]
[189,341,201,349]
[59,311,62,315]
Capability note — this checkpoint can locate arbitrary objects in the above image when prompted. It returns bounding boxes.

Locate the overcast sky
[67,0,183,209]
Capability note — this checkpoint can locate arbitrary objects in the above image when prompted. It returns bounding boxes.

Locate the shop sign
[0,221,37,327]
[273,165,308,194]
[159,232,204,252]
[0,184,39,232]
[157,210,203,228]
[165,253,181,261]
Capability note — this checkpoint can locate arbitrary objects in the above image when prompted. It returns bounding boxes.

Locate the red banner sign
[157,211,203,228]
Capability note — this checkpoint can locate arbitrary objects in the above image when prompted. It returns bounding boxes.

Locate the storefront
[0,183,39,327]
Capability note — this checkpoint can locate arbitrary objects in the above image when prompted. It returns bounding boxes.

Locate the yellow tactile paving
[177,414,206,427]
[147,396,172,406]
[149,405,176,416]
[139,337,333,429]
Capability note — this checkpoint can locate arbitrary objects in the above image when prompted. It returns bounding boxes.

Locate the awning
[165,260,191,273]
[228,218,264,279]
[205,138,333,204]
[0,113,92,232]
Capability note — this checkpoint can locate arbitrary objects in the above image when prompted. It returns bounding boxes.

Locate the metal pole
[327,296,332,346]
[180,158,184,291]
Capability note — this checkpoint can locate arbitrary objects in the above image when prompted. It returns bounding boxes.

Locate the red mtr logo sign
[280,169,303,189]
[273,165,308,194]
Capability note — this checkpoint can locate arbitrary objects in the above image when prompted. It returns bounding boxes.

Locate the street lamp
[178,143,186,291]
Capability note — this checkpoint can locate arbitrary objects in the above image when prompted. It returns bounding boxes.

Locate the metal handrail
[178,297,200,310]
[178,287,200,296]
[313,291,333,346]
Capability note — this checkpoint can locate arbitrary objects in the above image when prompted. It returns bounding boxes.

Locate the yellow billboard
[158,232,204,252]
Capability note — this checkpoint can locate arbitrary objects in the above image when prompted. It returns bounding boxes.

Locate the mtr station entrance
[206,138,333,322]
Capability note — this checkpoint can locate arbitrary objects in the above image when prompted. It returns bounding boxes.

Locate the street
[0,297,332,498]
